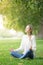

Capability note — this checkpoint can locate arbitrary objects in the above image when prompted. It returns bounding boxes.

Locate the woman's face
[25,25,30,33]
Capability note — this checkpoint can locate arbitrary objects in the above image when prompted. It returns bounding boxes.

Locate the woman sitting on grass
[10,24,36,59]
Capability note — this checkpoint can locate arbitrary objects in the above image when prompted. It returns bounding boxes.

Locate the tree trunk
[37,23,43,39]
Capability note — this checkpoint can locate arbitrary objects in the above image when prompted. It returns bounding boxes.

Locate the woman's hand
[30,46,32,50]
[10,48,15,52]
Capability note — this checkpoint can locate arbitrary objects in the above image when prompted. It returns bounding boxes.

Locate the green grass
[0,39,43,65]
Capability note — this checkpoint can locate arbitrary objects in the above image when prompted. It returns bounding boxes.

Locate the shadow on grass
[35,57,43,60]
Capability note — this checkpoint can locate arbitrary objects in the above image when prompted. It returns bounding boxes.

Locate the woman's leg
[28,50,34,59]
[19,50,32,59]
[10,51,23,58]
[10,50,34,59]
[20,50,34,59]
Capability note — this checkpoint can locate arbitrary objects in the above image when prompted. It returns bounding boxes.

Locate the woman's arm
[15,36,25,51]
[32,35,36,51]
[10,36,24,52]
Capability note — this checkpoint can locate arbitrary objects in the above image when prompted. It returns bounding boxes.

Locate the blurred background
[0,0,43,39]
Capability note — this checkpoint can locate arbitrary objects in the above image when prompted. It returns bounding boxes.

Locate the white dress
[15,35,36,55]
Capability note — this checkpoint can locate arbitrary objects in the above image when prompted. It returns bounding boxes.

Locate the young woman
[10,25,36,59]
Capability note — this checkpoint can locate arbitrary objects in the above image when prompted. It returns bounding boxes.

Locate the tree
[0,0,43,34]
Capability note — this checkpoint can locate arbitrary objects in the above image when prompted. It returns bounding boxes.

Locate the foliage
[0,0,43,33]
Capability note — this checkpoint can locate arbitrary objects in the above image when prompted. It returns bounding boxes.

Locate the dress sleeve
[15,36,24,51]
[32,35,36,51]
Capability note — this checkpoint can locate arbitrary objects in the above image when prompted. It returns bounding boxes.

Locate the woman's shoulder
[21,35,27,40]
[23,35,35,38]
[22,35,36,39]
[32,35,36,39]
[22,34,28,39]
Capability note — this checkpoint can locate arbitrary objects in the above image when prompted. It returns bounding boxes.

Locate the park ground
[0,39,43,65]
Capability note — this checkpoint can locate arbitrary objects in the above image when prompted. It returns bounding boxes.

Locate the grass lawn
[0,39,43,65]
